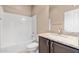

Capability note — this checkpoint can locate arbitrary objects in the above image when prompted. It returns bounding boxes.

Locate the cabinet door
[53,42,79,53]
[50,41,54,53]
[39,36,50,53]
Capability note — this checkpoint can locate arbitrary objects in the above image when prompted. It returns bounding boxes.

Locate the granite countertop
[38,33,79,49]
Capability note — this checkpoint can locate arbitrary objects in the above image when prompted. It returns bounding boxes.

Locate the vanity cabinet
[39,36,50,53]
[39,36,79,53]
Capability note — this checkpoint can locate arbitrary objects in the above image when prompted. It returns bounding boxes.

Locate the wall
[32,5,49,34]
[50,5,79,35]
[1,5,79,35]
[2,5,32,16]
[0,6,4,13]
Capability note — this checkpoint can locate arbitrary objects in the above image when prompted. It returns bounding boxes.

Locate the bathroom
[0,5,79,53]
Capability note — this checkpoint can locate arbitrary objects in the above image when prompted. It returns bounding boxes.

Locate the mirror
[64,9,79,33]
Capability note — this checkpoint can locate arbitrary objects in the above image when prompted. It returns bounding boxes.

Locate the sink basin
[60,34,78,39]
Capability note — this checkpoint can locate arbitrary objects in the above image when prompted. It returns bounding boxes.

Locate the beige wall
[50,5,79,35]
[2,5,32,16]
[32,5,49,34]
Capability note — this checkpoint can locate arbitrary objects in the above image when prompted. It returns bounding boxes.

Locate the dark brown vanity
[39,36,79,53]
